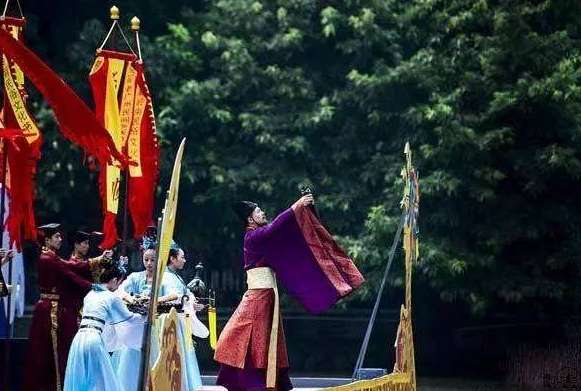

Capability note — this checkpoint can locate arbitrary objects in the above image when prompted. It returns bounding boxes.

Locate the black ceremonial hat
[69,230,90,245]
[232,201,258,222]
[37,223,62,239]
[90,231,104,241]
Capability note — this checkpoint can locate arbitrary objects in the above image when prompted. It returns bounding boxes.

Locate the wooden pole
[0,138,11,391]
[120,171,129,256]
[138,216,162,391]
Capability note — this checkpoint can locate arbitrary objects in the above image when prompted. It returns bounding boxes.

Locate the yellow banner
[104,58,124,148]
[106,165,121,214]
[2,54,40,145]
[104,58,125,213]
[128,78,146,177]
[119,63,137,151]
[8,25,24,87]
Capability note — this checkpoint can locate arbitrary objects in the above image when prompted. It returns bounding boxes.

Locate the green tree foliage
[148,0,407,272]
[150,0,581,316]
[343,0,581,316]
[16,0,581,316]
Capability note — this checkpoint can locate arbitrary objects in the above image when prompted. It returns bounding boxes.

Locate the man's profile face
[173,249,186,270]
[46,232,63,250]
[249,206,268,226]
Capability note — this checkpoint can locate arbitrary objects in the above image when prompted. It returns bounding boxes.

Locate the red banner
[0,27,127,166]
[128,61,159,238]
[90,51,158,248]
[0,18,40,248]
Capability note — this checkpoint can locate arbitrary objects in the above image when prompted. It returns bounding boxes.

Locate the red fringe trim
[292,203,365,297]
[1,51,40,249]
[100,211,119,250]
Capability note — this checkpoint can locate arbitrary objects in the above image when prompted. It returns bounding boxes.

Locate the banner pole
[0,138,11,391]
[121,171,129,256]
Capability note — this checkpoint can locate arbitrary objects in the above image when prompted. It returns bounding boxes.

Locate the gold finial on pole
[110,5,120,20]
[131,16,141,31]
[132,16,143,60]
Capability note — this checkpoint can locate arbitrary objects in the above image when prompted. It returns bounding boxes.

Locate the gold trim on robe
[246,267,279,389]
[50,300,62,391]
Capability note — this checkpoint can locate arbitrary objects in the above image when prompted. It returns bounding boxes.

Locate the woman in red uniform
[24,224,111,391]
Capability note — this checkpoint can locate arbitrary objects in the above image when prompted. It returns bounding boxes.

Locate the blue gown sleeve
[162,273,186,298]
[108,295,135,325]
[118,273,137,295]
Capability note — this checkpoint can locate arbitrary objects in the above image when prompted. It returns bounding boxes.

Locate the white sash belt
[246,267,279,388]
[246,267,276,289]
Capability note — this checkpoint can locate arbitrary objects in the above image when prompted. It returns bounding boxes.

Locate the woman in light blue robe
[158,245,203,391]
[64,262,141,391]
[112,248,156,391]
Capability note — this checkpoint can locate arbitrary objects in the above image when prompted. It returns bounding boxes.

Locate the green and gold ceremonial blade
[140,137,186,391]
[152,137,186,310]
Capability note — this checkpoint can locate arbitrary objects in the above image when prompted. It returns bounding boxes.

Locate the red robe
[65,254,90,328]
[23,249,94,391]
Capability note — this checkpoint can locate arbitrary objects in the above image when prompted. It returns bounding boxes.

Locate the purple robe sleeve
[245,208,296,255]
[245,205,364,314]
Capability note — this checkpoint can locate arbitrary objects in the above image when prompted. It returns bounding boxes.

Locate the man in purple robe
[215,194,364,390]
